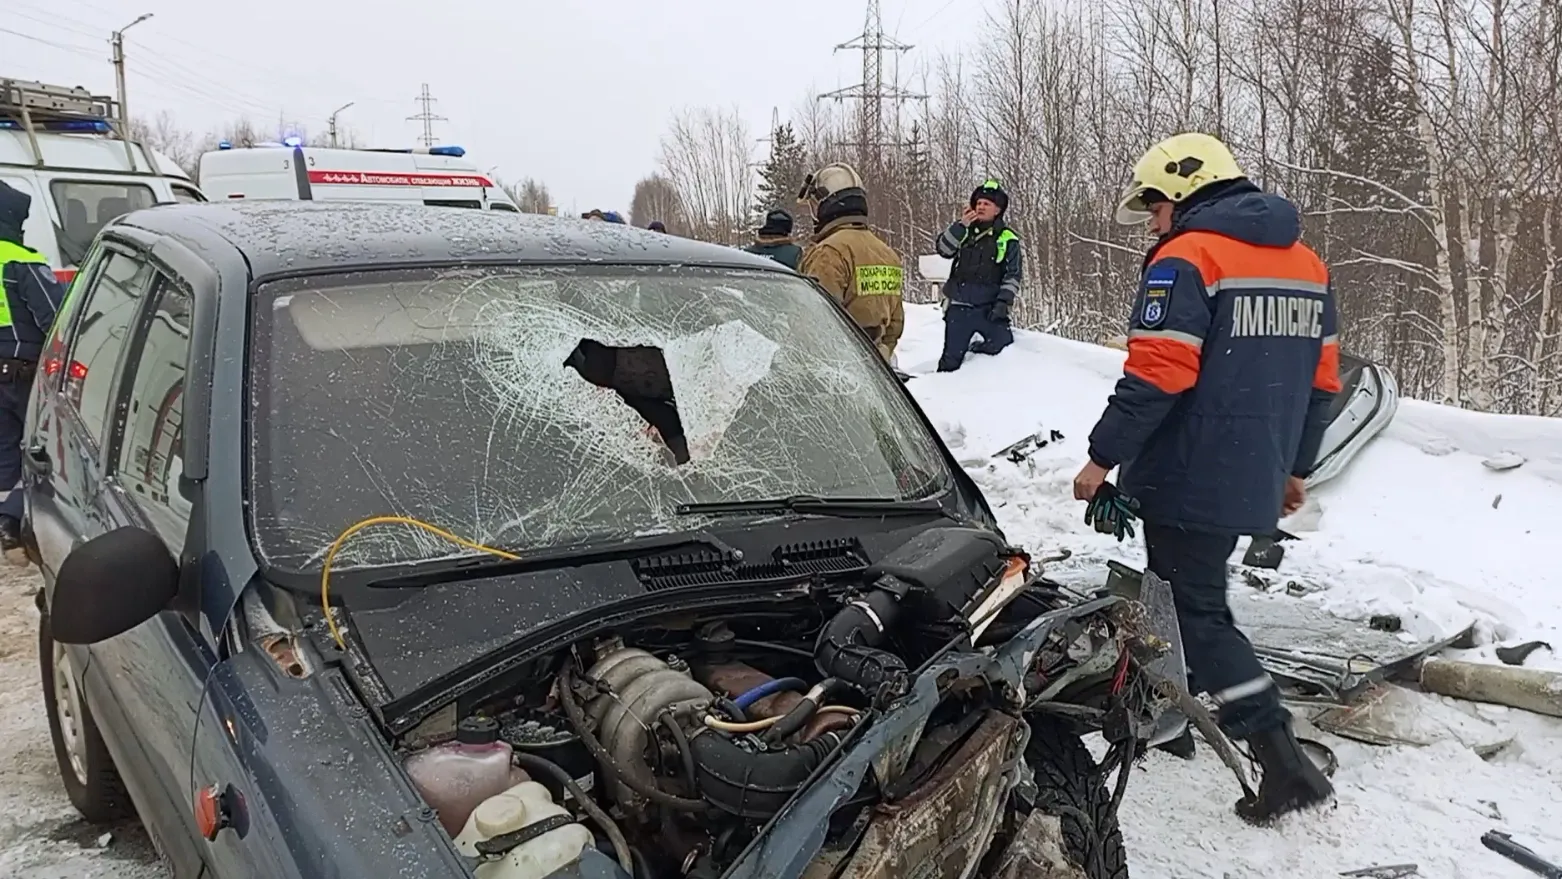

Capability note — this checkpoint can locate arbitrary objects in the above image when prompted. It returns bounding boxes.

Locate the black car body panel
[22,202,1022,878]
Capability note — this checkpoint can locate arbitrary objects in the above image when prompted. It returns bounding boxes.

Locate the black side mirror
[50,527,179,645]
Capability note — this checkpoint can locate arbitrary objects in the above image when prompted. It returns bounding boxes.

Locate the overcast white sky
[5,0,981,214]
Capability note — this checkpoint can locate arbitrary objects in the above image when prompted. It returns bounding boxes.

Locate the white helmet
[798,163,865,210]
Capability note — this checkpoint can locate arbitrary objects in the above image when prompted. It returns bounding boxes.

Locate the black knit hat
[757,208,793,237]
[970,178,1009,215]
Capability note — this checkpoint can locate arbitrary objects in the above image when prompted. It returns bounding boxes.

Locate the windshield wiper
[366,530,741,588]
[675,495,945,517]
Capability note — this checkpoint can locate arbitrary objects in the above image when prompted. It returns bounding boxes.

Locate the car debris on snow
[1496,640,1554,666]
[1339,864,1419,878]
[1481,830,1562,878]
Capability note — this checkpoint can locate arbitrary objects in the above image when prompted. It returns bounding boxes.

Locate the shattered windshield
[248,265,951,573]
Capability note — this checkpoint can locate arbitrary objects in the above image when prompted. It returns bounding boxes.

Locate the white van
[198,142,520,211]
[1,78,205,283]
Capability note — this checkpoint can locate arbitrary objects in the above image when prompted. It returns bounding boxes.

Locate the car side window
[40,241,110,388]
[60,250,155,448]
[114,276,193,545]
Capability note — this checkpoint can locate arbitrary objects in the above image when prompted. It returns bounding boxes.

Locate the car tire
[38,613,132,824]
[1024,716,1129,879]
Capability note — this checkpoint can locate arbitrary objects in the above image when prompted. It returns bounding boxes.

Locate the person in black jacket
[744,209,803,270]
[0,181,66,565]
[933,180,1022,371]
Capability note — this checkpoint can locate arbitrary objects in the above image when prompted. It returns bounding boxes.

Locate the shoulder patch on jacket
[1140,265,1176,328]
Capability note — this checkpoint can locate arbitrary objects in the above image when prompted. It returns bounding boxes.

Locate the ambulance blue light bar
[0,118,113,133]
[428,145,465,157]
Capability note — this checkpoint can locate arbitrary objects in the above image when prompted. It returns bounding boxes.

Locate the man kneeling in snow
[1074,132,1341,826]
[933,179,1021,372]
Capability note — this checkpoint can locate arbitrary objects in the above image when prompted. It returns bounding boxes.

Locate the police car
[1,77,205,283]
[197,141,520,211]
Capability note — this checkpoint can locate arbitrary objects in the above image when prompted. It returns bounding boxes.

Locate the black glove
[1085,481,1141,542]
[988,300,1011,324]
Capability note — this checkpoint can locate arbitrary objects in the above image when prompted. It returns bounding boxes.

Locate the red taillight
[66,361,87,381]
[42,358,61,376]
[54,268,77,284]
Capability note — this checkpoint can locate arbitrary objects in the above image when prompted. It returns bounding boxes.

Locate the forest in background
[641,0,1561,417]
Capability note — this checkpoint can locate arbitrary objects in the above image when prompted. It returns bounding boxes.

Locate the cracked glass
[248,265,950,573]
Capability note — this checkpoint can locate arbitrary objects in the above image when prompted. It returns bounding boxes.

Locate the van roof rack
[0,77,146,170]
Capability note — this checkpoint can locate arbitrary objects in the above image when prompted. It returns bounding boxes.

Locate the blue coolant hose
[733,677,808,710]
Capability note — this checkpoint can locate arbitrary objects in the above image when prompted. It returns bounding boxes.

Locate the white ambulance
[197,141,520,211]
[1,77,206,283]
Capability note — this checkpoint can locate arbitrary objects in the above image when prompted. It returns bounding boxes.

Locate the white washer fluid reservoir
[452,780,594,879]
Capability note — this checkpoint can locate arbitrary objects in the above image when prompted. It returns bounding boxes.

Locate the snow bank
[1388,399,1562,484]
[896,302,1562,878]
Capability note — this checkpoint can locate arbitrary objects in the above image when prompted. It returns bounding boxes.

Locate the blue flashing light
[428,145,466,157]
[282,135,303,148]
[217,140,233,150]
[0,118,113,133]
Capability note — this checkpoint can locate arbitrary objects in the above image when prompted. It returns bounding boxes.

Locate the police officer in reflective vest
[0,181,66,565]
[797,163,906,361]
[1073,133,1341,825]
[933,179,1021,372]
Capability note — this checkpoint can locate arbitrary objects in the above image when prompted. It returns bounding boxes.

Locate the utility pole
[110,13,153,132]
[407,83,447,148]
[328,101,354,148]
[819,0,926,170]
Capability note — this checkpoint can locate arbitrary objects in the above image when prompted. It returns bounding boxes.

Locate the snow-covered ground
[1,303,1558,877]
[0,571,163,877]
[897,303,1562,878]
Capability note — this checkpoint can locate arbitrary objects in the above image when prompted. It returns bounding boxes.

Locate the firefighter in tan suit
[797,163,906,361]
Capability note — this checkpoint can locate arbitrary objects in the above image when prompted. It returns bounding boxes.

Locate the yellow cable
[320,515,520,651]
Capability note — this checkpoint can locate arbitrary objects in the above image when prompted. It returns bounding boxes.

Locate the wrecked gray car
[33,201,1180,879]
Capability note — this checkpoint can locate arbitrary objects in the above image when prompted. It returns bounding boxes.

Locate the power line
[407,83,447,148]
[819,0,928,169]
[1,18,324,126]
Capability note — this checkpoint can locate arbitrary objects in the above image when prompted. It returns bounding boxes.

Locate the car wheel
[1023,716,1129,879]
[38,613,132,823]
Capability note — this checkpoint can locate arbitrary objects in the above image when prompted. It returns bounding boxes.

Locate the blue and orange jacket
[1086,182,1342,535]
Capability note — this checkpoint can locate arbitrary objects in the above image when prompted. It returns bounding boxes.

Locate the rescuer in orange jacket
[1073,133,1342,825]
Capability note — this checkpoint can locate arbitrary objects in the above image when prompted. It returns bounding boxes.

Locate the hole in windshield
[563,339,688,465]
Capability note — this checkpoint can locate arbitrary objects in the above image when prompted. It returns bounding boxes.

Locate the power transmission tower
[819,0,927,168]
[407,83,447,147]
[751,107,782,170]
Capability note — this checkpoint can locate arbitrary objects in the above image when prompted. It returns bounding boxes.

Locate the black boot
[0,515,26,567]
[1235,720,1333,825]
[1155,726,1196,760]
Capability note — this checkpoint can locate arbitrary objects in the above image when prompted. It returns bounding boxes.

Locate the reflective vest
[0,240,49,330]
[948,224,1017,288]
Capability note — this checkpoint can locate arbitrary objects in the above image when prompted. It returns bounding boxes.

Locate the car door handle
[23,445,51,477]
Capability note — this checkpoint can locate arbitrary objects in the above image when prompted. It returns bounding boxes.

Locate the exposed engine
[390,527,1121,879]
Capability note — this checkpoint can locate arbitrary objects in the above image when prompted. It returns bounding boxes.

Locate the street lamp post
[328,102,354,148]
[111,14,153,131]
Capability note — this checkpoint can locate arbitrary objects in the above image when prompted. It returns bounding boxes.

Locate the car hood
[337,516,985,736]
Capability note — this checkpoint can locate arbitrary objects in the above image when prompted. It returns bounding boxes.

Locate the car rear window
[248,265,950,573]
[50,180,157,266]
